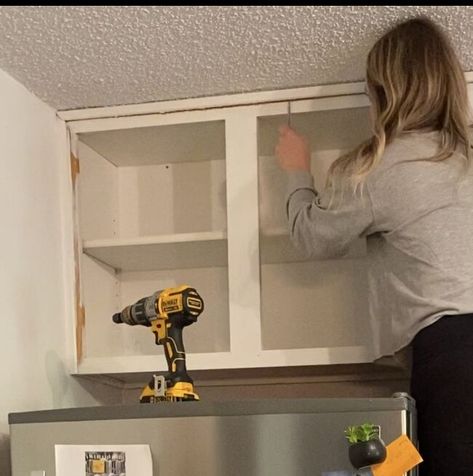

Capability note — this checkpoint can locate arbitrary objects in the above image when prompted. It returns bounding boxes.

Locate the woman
[276,17,473,476]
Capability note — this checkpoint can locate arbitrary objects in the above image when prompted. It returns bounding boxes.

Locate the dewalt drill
[112,285,204,403]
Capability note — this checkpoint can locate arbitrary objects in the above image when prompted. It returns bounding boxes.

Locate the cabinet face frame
[65,79,473,376]
[69,107,234,374]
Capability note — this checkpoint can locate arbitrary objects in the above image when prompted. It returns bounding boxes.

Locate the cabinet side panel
[78,141,118,241]
[81,253,123,359]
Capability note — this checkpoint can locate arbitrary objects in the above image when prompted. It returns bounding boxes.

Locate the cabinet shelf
[75,345,374,376]
[83,231,228,271]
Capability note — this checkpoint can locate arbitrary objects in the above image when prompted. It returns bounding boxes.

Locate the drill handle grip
[157,325,191,383]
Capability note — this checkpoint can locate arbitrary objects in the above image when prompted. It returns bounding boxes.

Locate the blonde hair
[327,17,472,198]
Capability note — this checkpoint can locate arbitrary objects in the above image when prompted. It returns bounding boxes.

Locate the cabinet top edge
[57,72,473,123]
[58,81,367,123]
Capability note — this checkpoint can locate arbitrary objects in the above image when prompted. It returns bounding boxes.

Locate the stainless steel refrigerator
[9,394,417,476]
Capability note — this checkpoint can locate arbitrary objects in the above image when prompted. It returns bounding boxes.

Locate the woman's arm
[276,125,375,259]
[286,170,374,259]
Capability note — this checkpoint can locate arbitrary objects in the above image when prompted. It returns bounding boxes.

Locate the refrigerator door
[9,396,417,476]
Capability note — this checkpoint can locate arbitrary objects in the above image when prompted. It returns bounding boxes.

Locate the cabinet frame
[65,79,473,376]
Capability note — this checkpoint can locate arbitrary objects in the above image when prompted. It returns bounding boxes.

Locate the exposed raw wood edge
[57,82,366,122]
[73,214,85,362]
[70,148,85,364]
[73,227,85,363]
[70,152,80,185]
[76,304,85,363]
[56,72,473,123]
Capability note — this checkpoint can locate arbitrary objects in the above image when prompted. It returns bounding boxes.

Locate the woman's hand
[275,125,311,172]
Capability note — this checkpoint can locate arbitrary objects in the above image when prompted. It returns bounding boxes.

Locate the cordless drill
[112,285,204,403]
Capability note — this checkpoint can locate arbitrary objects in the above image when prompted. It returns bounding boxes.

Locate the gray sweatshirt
[286,131,473,359]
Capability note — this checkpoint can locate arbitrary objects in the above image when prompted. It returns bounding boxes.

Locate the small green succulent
[344,423,380,444]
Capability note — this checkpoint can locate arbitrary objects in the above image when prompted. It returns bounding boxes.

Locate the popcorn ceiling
[0,6,471,111]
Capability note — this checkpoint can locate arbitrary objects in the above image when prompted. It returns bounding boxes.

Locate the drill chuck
[112,313,123,324]
[112,292,159,327]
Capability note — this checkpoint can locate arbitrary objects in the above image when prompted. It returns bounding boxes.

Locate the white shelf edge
[82,230,229,272]
[83,230,227,249]
[74,346,374,375]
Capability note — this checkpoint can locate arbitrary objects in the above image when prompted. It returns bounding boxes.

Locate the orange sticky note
[371,434,423,476]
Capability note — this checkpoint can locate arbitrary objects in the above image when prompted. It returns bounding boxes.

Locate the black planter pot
[348,438,387,469]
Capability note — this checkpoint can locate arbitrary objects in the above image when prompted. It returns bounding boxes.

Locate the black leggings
[410,314,473,476]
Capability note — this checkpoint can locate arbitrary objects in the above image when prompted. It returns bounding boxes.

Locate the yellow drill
[112,285,204,403]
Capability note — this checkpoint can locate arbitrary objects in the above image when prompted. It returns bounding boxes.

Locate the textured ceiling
[0,6,472,111]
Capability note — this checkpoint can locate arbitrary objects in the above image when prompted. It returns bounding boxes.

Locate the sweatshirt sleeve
[286,170,375,259]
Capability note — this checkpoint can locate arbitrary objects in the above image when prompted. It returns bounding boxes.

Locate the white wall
[0,68,114,474]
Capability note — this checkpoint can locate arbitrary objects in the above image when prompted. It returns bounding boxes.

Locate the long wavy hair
[326,17,471,200]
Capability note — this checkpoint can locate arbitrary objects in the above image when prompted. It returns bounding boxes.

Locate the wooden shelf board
[83,231,228,271]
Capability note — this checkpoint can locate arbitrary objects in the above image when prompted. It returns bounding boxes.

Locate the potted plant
[344,423,387,469]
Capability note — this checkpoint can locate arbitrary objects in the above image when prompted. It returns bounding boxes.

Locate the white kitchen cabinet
[64,83,382,379]
[257,96,372,357]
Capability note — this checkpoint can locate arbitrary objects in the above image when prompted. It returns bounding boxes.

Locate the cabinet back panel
[118,160,227,238]
[259,150,347,233]
[257,107,371,157]
[258,110,371,353]
[82,264,229,360]
[118,267,230,357]
[260,260,370,350]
